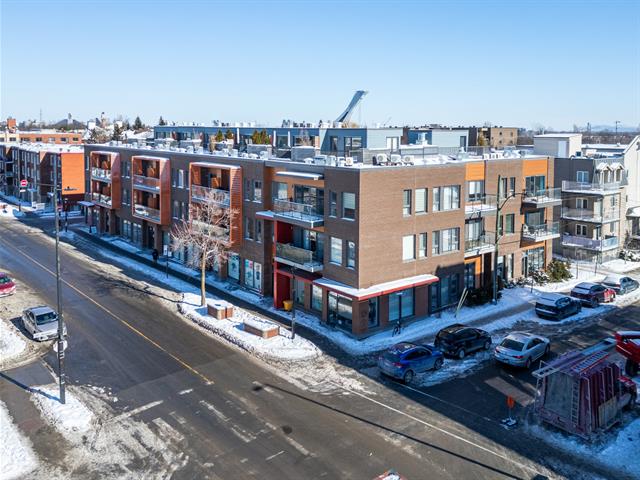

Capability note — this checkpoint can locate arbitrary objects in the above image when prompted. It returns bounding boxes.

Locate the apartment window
[330,237,342,264]
[402,235,415,261]
[311,285,323,312]
[328,292,352,330]
[418,233,427,258]
[576,224,587,236]
[256,219,263,242]
[329,136,339,151]
[509,177,516,196]
[464,263,476,290]
[611,196,618,207]
[244,179,252,201]
[272,181,287,201]
[389,288,414,322]
[433,185,460,211]
[244,216,254,240]
[253,180,262,203]
[467,180,484,201]
[122,160,131,177]
[344,136,362,150]
[610,221,618,234]
[498,215,504,236]
[329,191,337,217]
[347,241,356,268]
[403,189,412,215]
[432,228,459,255]
[415,188,427,214]
[576,171,589,183]
[172,200,180,219]
[576,197,587,209]
[505,214,515,234]
[525,175,546,195]
[177,169,186,188]
[342,192,356,219]
[73,137,79,142]
[122,219,132,239]
[122,187,130,206]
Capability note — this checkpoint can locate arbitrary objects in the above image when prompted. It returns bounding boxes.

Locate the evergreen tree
[158,116,167,126]
[122,119,130,131]
[250,130,261,144]
[112,124,123,141]
[214,130,225,142]
[133,116,144,130]
[225,129,234,140]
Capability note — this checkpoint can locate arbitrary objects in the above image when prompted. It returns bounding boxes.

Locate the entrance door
[147,225,155,249]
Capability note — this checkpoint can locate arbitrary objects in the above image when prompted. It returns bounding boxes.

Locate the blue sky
[1,0,639,130]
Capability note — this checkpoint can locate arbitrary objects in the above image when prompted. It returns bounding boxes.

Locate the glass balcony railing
[561,207,619,223]
[522,188,562,204]
[91,167,112,181]
[521,222,560,241]
[562,180,624,193]
[561,234,619,251]
[275,242,323,272]
[273,199,324,226]
[133,204,160,222]
[465,194,497,216]
[191,185,230,207]
[464,233,494,254]
[91,192,112,207]
[133,175,160,191]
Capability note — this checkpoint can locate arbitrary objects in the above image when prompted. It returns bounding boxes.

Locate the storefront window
[311,285,322,312]
[368,297,379,328]
[389,288,414,322]
[328,292,352,330]
[228,254,240,280]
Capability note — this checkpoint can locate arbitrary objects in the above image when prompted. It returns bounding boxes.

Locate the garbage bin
[283,300,293,312]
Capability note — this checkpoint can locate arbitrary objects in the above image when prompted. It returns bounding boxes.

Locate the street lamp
[290,266,297,340]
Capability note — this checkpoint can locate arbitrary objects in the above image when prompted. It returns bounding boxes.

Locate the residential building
[468,126,519,148]
[17,130,84,144]
[404,127,469,149]
[84,143,555,338]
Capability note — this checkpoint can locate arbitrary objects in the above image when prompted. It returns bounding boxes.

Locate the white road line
[266,450,285,461]
[112,400,163,422]
[152,417,185,443]
[230,426,255,444]
[329,381,545,478]
[199,400,229,422]
[282,435,311,457]
[169,411,188,425]
[178,388,193,396]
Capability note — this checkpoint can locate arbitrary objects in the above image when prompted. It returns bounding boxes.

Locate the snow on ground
[0,204,26,219]
[30,385,93,439]
[0,400,38,480]
[0,319,26,365]
[527,418,640,479]
[417,349,494,388]
[602,258,640,274]
[179,292,320,362]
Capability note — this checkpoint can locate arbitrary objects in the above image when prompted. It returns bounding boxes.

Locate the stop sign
[20,179,27,187]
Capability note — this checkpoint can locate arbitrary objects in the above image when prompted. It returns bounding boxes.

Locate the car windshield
[436,330,454,341]
[382,351,401,362]
[500,339,525,351]
[0,277,11,284]
[35,312,57,325]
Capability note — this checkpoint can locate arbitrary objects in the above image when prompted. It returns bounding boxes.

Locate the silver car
[22,306,65,341]
[493,332,550,368]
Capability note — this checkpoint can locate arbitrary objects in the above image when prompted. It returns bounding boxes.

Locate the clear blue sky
[1,0,639,130]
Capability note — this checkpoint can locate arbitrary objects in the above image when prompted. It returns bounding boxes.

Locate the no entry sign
[20,179,27,187]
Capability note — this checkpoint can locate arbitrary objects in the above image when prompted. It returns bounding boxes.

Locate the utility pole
[53,158,66,404]
[290,267,296,340]
[492,175,502,305]
[615,120,621,136]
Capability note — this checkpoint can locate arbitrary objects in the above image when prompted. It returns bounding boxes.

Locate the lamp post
[290,266,297,340]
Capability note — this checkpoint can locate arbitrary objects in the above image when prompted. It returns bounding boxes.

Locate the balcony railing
[191,185,230,207]
[91,192,112,207]
[522,188,562,205]
[561,207,620,223]
[133,175,160,191]
[522,222,560,241]
[91,167,112,182]
[464,233,495,256]
[562,180,624,194]
[273,199,324,227]
[133,203,161,222]
[561,234,619,251]
[192,219,230,239]
[275,242,323,272]
[465,194,497,216]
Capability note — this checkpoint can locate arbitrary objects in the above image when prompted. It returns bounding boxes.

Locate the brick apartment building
[84,143,556,337]
[468,126,519,148]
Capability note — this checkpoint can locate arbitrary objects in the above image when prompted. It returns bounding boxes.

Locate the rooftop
[534,133,582,138]
[0,142,84,154]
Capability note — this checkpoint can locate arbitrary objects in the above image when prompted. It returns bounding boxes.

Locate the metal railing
[561,207,620,223]
[465,194,497,215]
[561,234,619,250]
[133,174,160,190]
[522,188,562,203]
[522,222,559,240]
[91,192,112,207]
[192,219,229,239]
[464,233,494,253]
[562,180,623,193]
[191,184,230,207]
[276,242,322,267]
[91,167,112,181]
[273,199,323,222]
[133,203,160,221]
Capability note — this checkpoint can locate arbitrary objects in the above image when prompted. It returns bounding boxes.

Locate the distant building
[404,127,469,149]
[17,130,84,145]
[468,126,519,148]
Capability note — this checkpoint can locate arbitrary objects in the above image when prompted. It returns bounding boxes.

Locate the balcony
[561,207,620,223]
[465,194,497,218]
[191,185,230,207]
[273,199,324,228]
[133,204,161,222]
[561,234,619,251]
[91,167,112,182]
[562,181,624,195]
[192,219,230,240]
[464,233,495,258]
[91,192,112,208]
[521,188,562,207]
[521,222,560,242]
[133,175,160,192]
[275,242,323,273]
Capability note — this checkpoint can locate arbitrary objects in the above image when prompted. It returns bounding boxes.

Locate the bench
[207,300,234,320]
[243,318,279,339]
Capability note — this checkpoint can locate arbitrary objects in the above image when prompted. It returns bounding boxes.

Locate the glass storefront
[328,291,352,331]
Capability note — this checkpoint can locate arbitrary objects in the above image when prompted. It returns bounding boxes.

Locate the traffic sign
[506,396,515,409]
[20,179,27,187]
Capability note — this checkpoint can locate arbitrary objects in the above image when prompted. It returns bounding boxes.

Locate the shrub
[545,259,572,283]
[465,284,502,306]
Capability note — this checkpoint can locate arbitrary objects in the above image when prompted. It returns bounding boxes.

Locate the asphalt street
[0,214,636,479]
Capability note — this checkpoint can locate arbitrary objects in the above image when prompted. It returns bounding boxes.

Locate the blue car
[377,342,444,383]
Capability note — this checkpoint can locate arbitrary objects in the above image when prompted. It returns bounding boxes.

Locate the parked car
[570,282,615,307]
[602,274,639,295]
[21,306,65,341]
[535,293,581,320]
[0,273,16,297]
[434,324,492,359]
[378,342,444,383]
[494,332,550,368]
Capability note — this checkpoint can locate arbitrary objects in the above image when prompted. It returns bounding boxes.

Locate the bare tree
[171,190,236,307]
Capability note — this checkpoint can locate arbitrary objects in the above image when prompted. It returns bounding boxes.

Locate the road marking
[266,450,285,461]
[282,435,311,457]
[329,381,544,478]
[230,426,255,444]
[152,417,185,443]
[169,411,187,425]
[112,400,163,422]
[199,400,229,422]
[0,237,214,386]
[178,388,194,395]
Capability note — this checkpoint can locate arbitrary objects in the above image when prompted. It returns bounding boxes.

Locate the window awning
[609,162,623,170]
[275,171,324,181]
[595,162,611,171]
[314,274,439,301]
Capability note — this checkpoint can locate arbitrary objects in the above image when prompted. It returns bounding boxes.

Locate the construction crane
[335,90,368,124]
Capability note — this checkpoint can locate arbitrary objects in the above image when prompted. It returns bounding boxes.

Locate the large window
[505,214,515,234]
[330,237,342,264]
[244,179,252,201]
[433,185,460,211]
[272,181,287,201]
[329,191,337,217]
[576,171,589,183]
[342,192,356,219]
[418,233,427,258]
[522,247,545,277]
[311,285,323,312]
[431,274,460,311]
[403,189,412,215]
[464,263,475,290]
[415,188,427,214]
[368,297,379,328]
[467,180,484,201]
[328,292,352,330]
[244,216,254,240]
[389,288,414,322]
[253,180,262,203]
[402,235,415,261]
[347,241,356,268]
[432,228,459,255]
[525,175,546,195]
[344,136,362,151]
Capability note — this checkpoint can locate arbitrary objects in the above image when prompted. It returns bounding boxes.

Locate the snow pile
[30,385,93,438]
[602,258,640,274]
[179,293,320,362]
[417,349,493,387]
[0,400,38,480]
[0,320,26,364]
[0,204,26,219]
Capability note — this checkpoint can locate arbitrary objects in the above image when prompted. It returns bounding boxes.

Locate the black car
[535,293,581,320]
[434,324,492,359]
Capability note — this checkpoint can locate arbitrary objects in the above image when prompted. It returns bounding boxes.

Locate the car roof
[539,292,567,301]
[27,306,56,316]
[603,274,623,282]
[575,282,598,289]
[440,323,466,334]
[504,332,541,342]
[389,342,419,353]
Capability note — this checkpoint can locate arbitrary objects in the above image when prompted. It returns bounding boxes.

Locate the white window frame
[402,235,415,261]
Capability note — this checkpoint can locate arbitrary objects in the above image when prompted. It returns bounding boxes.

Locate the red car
[0,273,16,297]
[570,281,615,307]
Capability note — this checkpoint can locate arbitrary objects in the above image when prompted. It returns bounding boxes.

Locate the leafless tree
[171,190,236,307]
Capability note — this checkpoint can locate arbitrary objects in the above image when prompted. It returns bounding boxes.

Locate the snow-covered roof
[314,273,438,300]
[12,143,84,154]
[535,133,581,138]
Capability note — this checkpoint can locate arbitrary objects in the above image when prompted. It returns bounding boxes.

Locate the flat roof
[314,274,438,300]
[534,133,581,138]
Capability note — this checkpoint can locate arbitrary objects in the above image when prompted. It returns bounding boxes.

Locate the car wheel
[590,298,598,308]
[483,340,491,350]
[403,370,415,384]
[525,357,532,369]
[457,349,466,360]
[434,358,444,370]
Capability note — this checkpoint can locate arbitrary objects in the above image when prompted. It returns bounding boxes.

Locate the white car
[22,306,66,341]
[494,332,550,369]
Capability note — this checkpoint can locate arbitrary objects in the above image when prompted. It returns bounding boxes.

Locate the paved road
[0,215,629,479]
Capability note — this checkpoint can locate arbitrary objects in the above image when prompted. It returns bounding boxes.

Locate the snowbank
[30,385,93,438]
[0,320,26,365]
[179,292,320,362]
[602,258,640,274]
[0,204,26,219]
[0,400,38,480]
